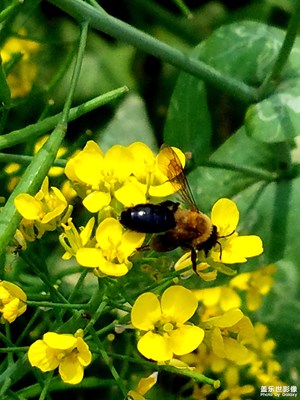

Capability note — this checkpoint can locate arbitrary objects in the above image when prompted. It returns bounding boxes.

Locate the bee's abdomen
[120,204,176,233]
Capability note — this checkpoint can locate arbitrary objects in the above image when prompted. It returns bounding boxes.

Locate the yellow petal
[59,353,84,384]
[137,372,158,395]
[14,194,43,219]
[131,292,161,330]
[114,181,146,207]
[223,337,250,364]
[120,230,146,258]
[43,332,77,350]
[219,287,242,311]
[79,217,95,246]
[97,260,129,277]
[76,337,92,366]
[105,145,134,181]
[161,286,198,323]
[169,325,204,356]
[211,198,239,236]
[209,308,243,328]
[76,248,103,268]
[28,339,60,371]
[219,235,263,264]
[83,191,111,213]
[96,218,122,248]
[137,331,172,361]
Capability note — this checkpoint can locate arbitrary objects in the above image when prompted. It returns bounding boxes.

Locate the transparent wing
[157,145,198,211]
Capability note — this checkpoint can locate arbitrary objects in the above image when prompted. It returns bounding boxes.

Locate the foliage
[0,0,299,399]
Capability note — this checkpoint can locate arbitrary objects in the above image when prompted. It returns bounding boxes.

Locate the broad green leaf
[166,20,300,147]
[97,92,157,151]
[200,20,300,143]
[245,77,300,143]
[163,47,212,164]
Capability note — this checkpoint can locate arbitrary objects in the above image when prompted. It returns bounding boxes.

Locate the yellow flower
[59,217,95,260]
[1,30,40,98]
[218,365,255,400]
[14,177,71,240]
[230,265,276,310]
[65,141,140,212]
[203,308,254,365]
[28,331,92,384]
[76,217,145,277]
[0,281,27,323]
[194,286,241,314]
[131,286,204,362]
[202,198,263,264]
[125,142,184,199]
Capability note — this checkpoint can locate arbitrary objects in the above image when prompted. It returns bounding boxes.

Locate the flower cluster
[0,29,40,98]
[14,177,72,241]
[9,141,271,393]
[13,141,264,281]
[0,280,27,323]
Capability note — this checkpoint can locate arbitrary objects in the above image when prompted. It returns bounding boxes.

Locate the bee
[120,146,220,272]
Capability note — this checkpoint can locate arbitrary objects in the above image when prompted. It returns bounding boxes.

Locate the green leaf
[245,77,300,143]
[163,47,212,164]
[97,92,157,151]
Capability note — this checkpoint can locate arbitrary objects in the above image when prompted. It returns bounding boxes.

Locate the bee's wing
[157,145,198,211]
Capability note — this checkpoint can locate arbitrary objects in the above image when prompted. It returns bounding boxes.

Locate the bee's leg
[190,247,198,273]
[137,244,151,251]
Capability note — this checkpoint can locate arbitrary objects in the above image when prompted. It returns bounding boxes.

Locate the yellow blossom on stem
[76,217,145,277]
[28,330,92,384]
[1,29,40,98]
[230,265,276,311]
[131,285,204,362]
[0,281,27,323]
[14,177,71,240]
[203,308,254,365]
[65,141,143,212]
[208,198,263,264]
[218,365,255,400]
[246,322,283,386]
[126,142,184,199]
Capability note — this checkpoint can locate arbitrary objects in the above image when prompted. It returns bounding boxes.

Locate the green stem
[87,326,128,397]
[108,352,220,387]
[0,86,128,150]
[0,1,20,23]
[172,0,192,18]
[47,0,257,103]
[0,153,66,167]
[0,347,28,353]
[26,300,89,309]
[202,160,278,181]
[258,1,300,97]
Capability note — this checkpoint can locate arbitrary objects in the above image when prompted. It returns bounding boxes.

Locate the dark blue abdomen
[120,203,177,233]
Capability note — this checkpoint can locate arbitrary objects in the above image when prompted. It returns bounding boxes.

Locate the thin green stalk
[61,21,89,124]
[48,0,257,103]
[0,153,66,167]
[172,0,192,18]
[258,1,300,97]
[26,300,89,309]
[0,86,128,150]
[0,1,20,23]
[87,326,128,397]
